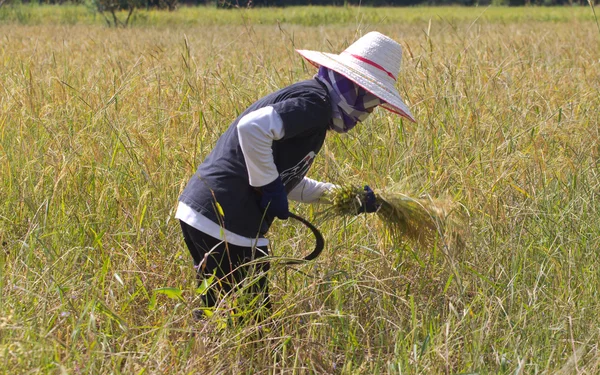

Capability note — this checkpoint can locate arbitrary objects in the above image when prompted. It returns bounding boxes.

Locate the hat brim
[296,49,416,123]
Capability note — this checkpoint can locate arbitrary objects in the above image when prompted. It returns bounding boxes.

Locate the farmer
[176,31,415,317]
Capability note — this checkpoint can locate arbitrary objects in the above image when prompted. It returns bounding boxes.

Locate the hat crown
[343,31,402,80]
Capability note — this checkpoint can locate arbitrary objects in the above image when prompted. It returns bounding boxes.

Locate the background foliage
[1,0,598,9]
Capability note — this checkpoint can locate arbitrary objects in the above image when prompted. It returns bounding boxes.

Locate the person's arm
[237,104,337,209]
[237,106,285,187]
[288,177,337,203]
[237,106,289,219]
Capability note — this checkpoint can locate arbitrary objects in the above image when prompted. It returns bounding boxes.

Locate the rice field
[1,5,600,374]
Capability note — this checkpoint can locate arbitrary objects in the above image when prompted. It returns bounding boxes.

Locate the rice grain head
[323,185,466,250]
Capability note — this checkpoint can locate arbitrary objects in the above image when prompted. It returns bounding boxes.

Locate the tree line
[2,0,594,28]
[5,0,595,7]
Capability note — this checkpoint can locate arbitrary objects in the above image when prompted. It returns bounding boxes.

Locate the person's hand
[259,176,289,220]
[358,185,379,214]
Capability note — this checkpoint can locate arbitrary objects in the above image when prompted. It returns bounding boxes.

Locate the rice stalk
[322,185,466,249]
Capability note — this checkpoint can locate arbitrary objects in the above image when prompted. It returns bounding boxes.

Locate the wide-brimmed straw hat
[296,31,415,122]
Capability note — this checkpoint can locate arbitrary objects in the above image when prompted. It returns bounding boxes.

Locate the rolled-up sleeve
[288,177,336,203]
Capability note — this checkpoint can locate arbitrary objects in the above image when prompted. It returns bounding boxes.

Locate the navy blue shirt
[179,79,332,238]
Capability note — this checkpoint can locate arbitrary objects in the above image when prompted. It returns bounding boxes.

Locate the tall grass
[1,7,600,374]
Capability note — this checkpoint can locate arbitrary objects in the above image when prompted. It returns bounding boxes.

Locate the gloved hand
[358,185,379,214]
[259,176,289,220]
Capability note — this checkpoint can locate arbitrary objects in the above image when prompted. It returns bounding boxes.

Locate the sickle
[255,186,325,263]
[284,212,325,264]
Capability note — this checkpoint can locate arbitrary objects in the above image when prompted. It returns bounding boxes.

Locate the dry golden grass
[1,8,600,374]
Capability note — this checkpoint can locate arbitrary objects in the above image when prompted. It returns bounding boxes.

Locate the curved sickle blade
[286,212,325,264]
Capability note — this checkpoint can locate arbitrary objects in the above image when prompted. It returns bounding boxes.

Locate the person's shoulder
[282,79,329,110]
[245,79,324,113]
[271,80,331,132]
[287,79,328,99]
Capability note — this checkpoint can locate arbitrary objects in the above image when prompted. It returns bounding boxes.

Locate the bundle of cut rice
[322,185,465,248]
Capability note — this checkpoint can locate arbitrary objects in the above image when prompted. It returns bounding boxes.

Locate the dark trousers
[179,220,271,312]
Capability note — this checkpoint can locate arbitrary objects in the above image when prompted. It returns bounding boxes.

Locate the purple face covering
[315,66,383,133]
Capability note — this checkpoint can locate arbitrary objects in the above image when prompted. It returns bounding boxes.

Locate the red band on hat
[343,52,396,81]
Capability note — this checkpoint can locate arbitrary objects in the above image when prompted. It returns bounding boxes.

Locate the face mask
[315,67,383,133]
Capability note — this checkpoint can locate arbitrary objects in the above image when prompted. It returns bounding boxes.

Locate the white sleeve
[288,177,337,203]
[237,106,285,187]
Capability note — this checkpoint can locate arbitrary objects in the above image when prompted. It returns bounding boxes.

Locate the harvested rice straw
[322,185,465,248]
